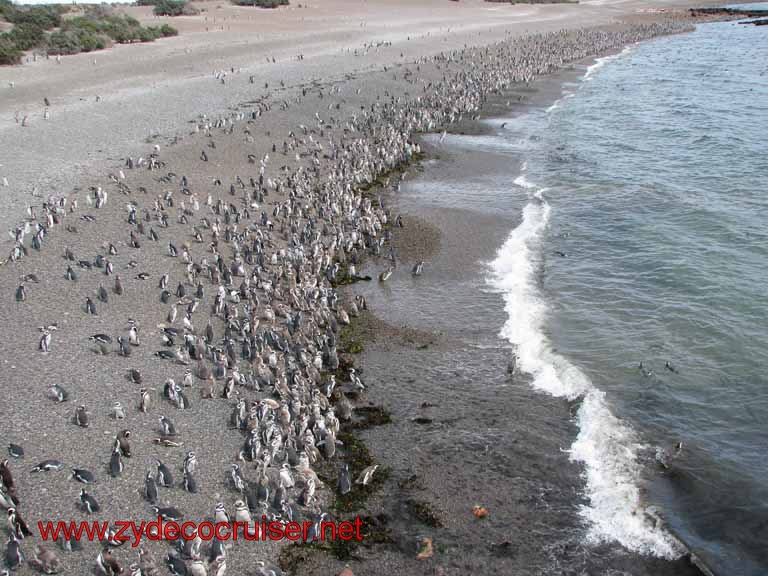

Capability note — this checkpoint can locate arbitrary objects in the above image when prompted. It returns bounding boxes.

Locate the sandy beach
[0,0,740,575]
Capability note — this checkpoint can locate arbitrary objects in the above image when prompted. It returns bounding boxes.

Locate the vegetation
[0,2,178,65]
[0,0,66,64]
[150,0,199,17]
[232,0,289,7]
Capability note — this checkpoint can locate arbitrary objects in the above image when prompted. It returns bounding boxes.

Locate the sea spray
[488,171,684,559]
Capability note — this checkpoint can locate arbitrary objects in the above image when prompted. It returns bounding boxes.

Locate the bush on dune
[152,0,199,16]
[232,0,289,7]
[0,34,21,65]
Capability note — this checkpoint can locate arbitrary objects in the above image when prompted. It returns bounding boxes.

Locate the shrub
[0,2,177,64]
[153,0,197,16]
[232,0,288,7]
[4,5,64,30]
[7,24,45,51]
[159,23,178,36]
[0,34,22,65]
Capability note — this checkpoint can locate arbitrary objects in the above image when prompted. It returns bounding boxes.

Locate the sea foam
[488,170,684,559]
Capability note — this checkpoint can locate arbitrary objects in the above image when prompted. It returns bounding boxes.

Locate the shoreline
[0,9,738,576]
[309,36,714,576]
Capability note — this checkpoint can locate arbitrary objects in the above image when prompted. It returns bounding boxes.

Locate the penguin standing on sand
[5,532,23,570]
[96,548,121,575]
[7,508,31,539]
[156,460,174,487]
[15,284,26,302]
[39,330,51,353]
[109,448,123,478]
[144,471,158,504]
[80,489,100,513]
[85,297,97,315]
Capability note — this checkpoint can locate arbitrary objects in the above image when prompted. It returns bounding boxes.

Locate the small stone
[472,505,489,519]
[416,536,433,560]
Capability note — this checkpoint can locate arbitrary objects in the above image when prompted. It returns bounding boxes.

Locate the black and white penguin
[80,489,100,513]
[72,468,96,484]
[144,471,158,504]
[156,459,174,487]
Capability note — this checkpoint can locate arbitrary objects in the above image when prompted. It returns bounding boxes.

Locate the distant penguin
[156,459,174,487]
[15,284,26,302]
[144,471,158,504]
[72,468,96,484]
[109,449,123,478]
[182,470,197,494]
[74,405,89,428]
[85,297,97,315]
[80,488,101,514]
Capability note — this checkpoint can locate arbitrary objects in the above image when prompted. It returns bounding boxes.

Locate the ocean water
[489,17,768,576]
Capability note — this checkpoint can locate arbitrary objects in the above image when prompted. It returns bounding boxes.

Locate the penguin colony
[1,22,690,576]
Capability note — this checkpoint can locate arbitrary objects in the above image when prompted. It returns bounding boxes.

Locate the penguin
[7,508,31,539]
[74,405,89,427]
[109,448,123,478]
[144,471,158,504]
[213,502,229,526]
[72,468,96,484]
[156,459,174,487]
[338,463,352,495]
[153,506,182,522]
[183,451,197,474]
[356,464,379,486]
[39,330,51,353]
[159,415,177,436]
[114,275,124,295]
[15,284,26,302]
[182,469,197,494]
[166,550,187,576]
[129,369,142,384]
[48,384,69,403]
[113,402,125,420]
[189,558,207,576]
[412,260,424,276]
[128,325,140,346]
[96,548,120,575]
[90,334,112,345]
[80,488,100,513]
[230,464,245,493]
[7,444,23,460]
[5,532,23,570]
[31,460,63,473]
[118,336,131,357]
[139,388,151,413]
[1,460,15,491]
[85,297,97,315]
[0,487,17,509]
[116,430,131,457]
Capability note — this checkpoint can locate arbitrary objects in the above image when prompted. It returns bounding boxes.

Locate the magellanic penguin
[96,547,120,575]
[5,532,24,570]
[144,471,158,504]
[109,448,123,478]
[72,468,96,484]
[156,460,174,487]
[80,489,100,513]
